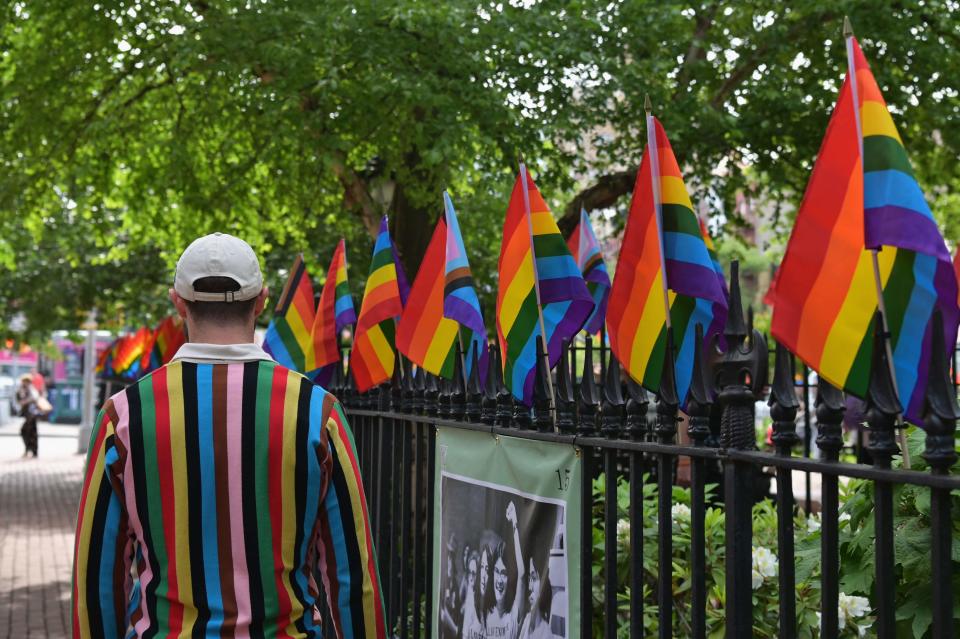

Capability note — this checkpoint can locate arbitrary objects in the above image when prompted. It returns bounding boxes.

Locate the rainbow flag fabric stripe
[442,193,488,380]
[352,217,407,392]
[496,167,593,405]
[310,239,355,374]
[140,316,187,373]
[770,35,958,424]
[398,193,489,379]
[263,255,317,374]
[607,115,727,405]
[566,207,611,335]
[397,217,460,377]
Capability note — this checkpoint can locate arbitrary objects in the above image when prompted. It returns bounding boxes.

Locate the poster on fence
[433,427,582,639]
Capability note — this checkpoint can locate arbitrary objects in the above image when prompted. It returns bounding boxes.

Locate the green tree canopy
[2,0,959,338]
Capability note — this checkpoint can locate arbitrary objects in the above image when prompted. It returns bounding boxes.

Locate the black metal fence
[328,262,960,639]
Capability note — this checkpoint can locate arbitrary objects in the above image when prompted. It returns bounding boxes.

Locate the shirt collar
[171,342,275,364]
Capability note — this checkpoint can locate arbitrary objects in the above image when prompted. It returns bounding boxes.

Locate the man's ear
[169,288,188,319]
[253,286,269,318]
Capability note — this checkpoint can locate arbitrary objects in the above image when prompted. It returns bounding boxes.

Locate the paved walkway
[0,420,85,638]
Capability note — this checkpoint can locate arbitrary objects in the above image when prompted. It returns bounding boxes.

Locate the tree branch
[329,151,380,237]
[558,168,637,237]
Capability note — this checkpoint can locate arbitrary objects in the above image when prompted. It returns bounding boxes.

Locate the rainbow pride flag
[607,115,728,405]
[566,207,611,335]
[352,216,407,392]
[954,250,960,307]
[262,254,317,373]
[398,193,489,380]
[310,239,355,374]
[770,33,958,424]
[496,166,593,405]
[139,315,186,372]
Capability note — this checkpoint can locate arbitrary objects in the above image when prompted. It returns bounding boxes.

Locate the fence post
[625,376,648,639]
[922,311,957,639]
[686,325,714,639]
[864,313,899,639]
[716,260,767,638]
[816,380,845,639]
[578,333,598,636]
[601,354,624,638]
[654,330,679,639]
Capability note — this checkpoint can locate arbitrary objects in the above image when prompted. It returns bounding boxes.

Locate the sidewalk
[0,420,86,638]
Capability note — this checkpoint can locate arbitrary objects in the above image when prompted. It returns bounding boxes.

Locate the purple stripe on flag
[545,301,594,367]
[443,296,486,334]
[865,205,951,260]
[665,260,728,306]
[538,278,595,305]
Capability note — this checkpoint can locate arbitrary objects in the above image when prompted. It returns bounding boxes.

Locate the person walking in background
[15,374,39,457]
[72,233,385,638]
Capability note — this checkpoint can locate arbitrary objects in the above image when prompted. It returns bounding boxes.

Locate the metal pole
[77,310,97,454]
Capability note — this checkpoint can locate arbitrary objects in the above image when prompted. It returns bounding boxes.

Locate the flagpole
[518,158,557,412]
[844,17,909,465]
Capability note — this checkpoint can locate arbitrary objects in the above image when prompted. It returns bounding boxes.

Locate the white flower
[806,514,821,533]
[751,546,778,589]
[616,519,630,546]
[839,512,852,526]
[671,503,691,523]
[839,593,870,620]
[816,593,871,634]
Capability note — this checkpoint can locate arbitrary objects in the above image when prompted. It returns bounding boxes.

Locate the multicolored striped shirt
[73,342,385,638]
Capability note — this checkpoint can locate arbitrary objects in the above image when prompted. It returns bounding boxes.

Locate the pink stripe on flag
[226,363,252,637]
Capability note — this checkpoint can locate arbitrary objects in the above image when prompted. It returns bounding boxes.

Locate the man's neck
[186,323,255,345]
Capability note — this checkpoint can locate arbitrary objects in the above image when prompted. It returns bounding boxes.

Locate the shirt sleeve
[313,399,387,639]
[72,401,135,639]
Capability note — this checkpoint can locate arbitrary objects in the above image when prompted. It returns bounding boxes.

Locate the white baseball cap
[174,233,264,302]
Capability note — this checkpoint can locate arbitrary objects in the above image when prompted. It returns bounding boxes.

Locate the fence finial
[724,260,748,348]
[555,339,577,433]
[655,327,679,444]
[494,345,514,427]
[481,343,498,424]
[466,346,483,422]
[578,337,600,435]
[768,340,799,453]
[687,324,714,446]
[922,309,959,470]
[401,356,415,414]
[450,341,467,420]
[533,337,553,432]
[865,312,900,465]
[625,376,649,440]
[601,351,625,438]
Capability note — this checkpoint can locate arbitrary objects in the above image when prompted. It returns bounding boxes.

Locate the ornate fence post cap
[715,259,765,450]
[922,309,959,470]
[555,339,578,434]
[424,371,440,417]
[481,343,498,424]
[390,350,403,411]
[494,344,514,427]
[533,337,553,432]
[601,351,625,438]
[687,324,714,446]
[578,337,599,435]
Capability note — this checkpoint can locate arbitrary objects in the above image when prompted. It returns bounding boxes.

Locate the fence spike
[450,341,467,421]
[687,324,713,446]
[922,309,959,470]
[655,327,679,443]
[865,312,900,465]
[465,344,483,422]
[724,260,748,348]
[411,364,425,415]
[533,337,553,432]
[402,356,415,414]
[625,376,649,440]
[390,351,403,412]
[555,339,577,434]
[578,337,599,435]
[481,343,498,424]
[494,345,514,427]
[768,340,800,454]
[424,371,440,417]
[601,351,625,438]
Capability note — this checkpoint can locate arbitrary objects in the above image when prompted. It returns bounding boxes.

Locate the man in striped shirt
[73,233,386,638]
